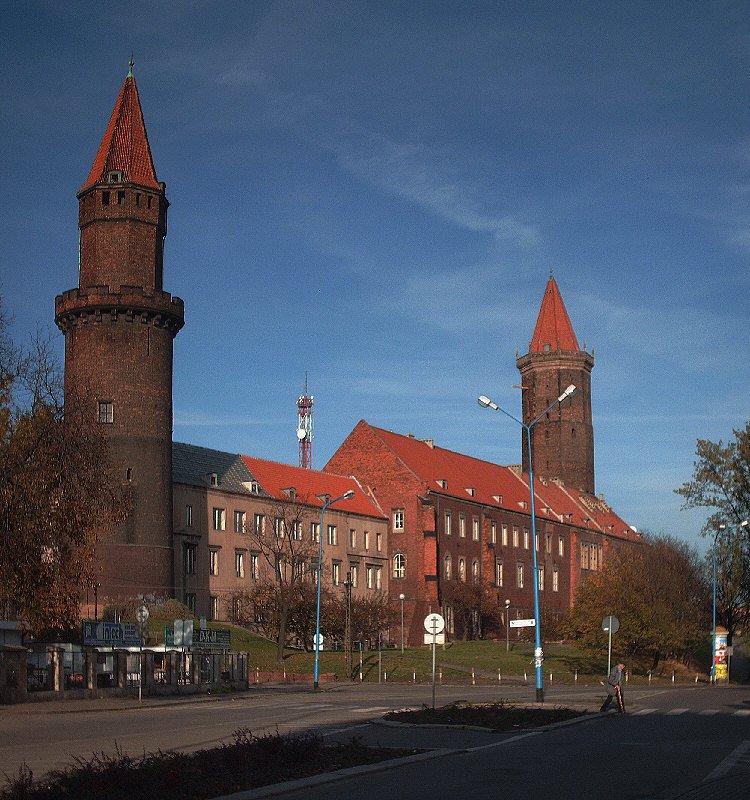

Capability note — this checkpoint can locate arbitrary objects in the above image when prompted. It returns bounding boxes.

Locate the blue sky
[2,1,748,554]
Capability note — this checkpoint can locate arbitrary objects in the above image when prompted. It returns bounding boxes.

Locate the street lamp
[478,384,576,702]
[505,599,511,652]
[314,488,355,689]
[712,519,749,684]
[399,593,405,653]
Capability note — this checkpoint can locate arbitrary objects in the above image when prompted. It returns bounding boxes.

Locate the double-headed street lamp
[478,384,576,703]
[314,489,355,689]
[712,519,748,684]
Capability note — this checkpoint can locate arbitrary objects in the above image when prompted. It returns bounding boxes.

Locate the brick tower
[55,65,184,603]
[516,276,595,494]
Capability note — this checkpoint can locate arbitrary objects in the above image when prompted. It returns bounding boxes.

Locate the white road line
[734,709,750,717]
[634,708,656,715]
[704,740,750,781]
[666,708,688,715]
[699,709,720,716]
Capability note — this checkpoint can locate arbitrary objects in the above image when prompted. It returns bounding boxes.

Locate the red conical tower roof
[80,65,160,193]
[529,275,580,353]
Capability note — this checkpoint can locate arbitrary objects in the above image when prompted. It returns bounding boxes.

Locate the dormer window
[107,170,124,184]
[209,472,218,487]
[282,487,297,501]
[492,494,503,504]
[465,487,476,497]
[437,479,448,490]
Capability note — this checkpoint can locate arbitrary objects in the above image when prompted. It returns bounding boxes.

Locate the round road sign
[602,615,619,634]
[424,613,445,634]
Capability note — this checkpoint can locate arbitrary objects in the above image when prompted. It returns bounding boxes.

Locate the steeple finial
[127,55,134,78]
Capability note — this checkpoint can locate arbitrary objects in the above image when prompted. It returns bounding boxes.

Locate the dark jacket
[606,664,624,694]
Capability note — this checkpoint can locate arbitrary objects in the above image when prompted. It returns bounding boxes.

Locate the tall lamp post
[505,599,511,652]
[314,489,355,689]
[478,384,576,703]
[399,593,406,653]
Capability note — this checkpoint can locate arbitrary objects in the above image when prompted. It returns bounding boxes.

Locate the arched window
[458,557,466,582]
[472,559,479,581]
[444,554,452,580]
[392,552,406,579]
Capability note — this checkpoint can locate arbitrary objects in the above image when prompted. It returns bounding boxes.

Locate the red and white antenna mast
[296,373,314,469]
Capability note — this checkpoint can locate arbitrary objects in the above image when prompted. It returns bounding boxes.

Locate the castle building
[326,279,637,646]
[172,444,388,624]
[55,67,184,603]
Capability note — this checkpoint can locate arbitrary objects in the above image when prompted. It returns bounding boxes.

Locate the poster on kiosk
[714,627,729,683]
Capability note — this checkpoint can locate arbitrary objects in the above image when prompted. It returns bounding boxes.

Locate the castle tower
[516,276,595,494]
[55,65,184,603]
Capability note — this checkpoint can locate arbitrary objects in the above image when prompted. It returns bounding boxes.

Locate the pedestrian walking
[600,662,626,713]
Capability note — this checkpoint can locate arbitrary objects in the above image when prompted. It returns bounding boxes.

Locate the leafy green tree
[563,535,708,670]
[676,421,750,535]
[0,303,127,634]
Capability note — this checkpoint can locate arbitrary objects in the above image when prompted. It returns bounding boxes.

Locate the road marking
[634,708,656,715]
[699,709,719,716]
[666,708,688,715]
[734,710,750,717]
[704,740,750,781]
[352,707,390,713]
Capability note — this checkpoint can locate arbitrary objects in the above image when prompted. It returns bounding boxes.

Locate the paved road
[1,682,748,799]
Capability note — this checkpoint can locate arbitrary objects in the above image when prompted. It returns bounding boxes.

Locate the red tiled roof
[367,424,637,540]
[529,276,580,353]
[370,427,534,510]
[80,74,160,192]
[240,455,385,519]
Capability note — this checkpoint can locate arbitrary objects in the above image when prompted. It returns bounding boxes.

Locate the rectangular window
[250,552,259,580]
[292,520,303,540]
[445,512,452,536]
[459,514,466,537]
[311,522,320,543]
[209,549,219,576]
[185,593,196,614]
[516,562,524,589]
[538,565,545,591]
[363,530,370,550]
[235,551,245,578]
[393,509,404,531]
[234,510,246,534]
[581,542,590,569]
[97,401,114,424]
[491,521,497,544]
[327,524,337,545]
[366,565,382,590]
[558,535,564,556]
[591,543,599,571]
[523,528,530,549]
[376,531,382,552]
[350,529,357,548]
[545,533,552,553]
[495,560,503,587]
[185,504,193,528]
[212,508,226,531]
[183,544,196,575]
[502,523,508,547]
[552,566,559,592]
[350,563,359,588]
[254,513,265,535]
[274,517,285,537]
[210,596,218,621]
[472,517,480,541]
[513,526,519,548]
[332,560,341,586]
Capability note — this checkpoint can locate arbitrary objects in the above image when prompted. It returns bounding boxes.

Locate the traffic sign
[602,615,619,633]
[510,618,536,628]
[424,613,445,634]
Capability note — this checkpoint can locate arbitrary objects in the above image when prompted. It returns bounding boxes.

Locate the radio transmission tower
[296,374,314,469]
